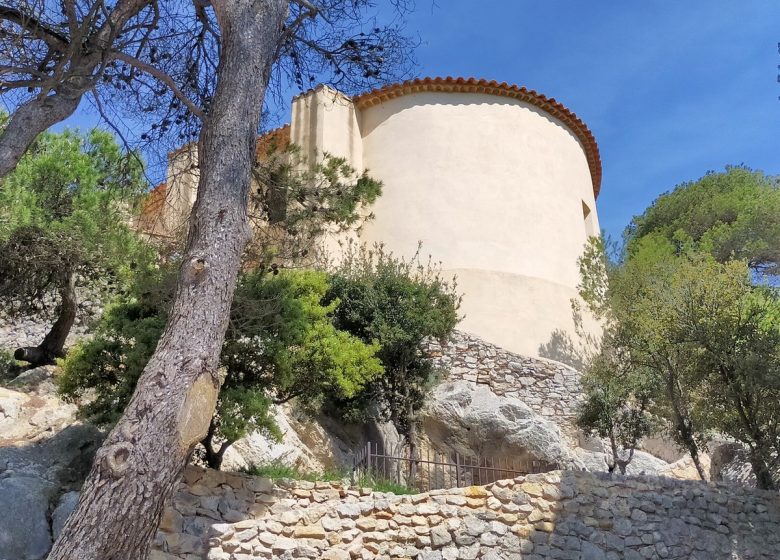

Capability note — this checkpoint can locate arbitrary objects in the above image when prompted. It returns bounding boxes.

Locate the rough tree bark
[14,271,77,366]
[48,1,289,557]
[0,94,82,179]
[665,372,707,481]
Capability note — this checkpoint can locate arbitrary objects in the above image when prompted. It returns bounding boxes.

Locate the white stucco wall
[353,92,601,361]
[159,83,603,365]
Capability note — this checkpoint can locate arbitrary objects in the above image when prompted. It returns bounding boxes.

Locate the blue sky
[394,0,780,239]
[57,1,780,240]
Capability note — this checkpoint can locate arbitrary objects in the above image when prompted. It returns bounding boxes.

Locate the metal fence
[352,442,557,492]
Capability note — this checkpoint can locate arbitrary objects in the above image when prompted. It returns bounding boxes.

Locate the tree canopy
[578,166,780,489]
[325,243,461,457]
[59,267,383,469]
[625,166,780,275]
[0,127,153,365]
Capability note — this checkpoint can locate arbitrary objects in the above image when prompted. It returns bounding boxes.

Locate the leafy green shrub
[243,462,415,494]
[243,462,348,482]
[59,267,382,468]
[0,348,21,381]
[325,242,461,455]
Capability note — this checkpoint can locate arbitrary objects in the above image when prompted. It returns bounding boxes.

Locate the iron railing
[352,441,557,492]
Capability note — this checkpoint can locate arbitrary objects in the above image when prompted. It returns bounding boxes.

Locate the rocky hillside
[0,329,761,559]
[0,366,102,559]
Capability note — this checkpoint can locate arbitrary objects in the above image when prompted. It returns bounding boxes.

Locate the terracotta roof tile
[353,77,602,197]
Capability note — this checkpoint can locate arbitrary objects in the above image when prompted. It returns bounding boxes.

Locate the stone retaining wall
[424,331,583,427]
[151,466,780,560]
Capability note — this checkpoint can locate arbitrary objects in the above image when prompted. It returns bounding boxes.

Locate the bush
[0,348,21,381]
[59,267,382,468]
[324,242,461,452]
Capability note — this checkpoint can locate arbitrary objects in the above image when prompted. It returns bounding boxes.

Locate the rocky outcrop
[0,367,102,560]
[221,404,404,474]
[420,381,575,469]
[152,466,780,560]
[222,379,701,482]
[0,475,56,560]
[222,404,355,473]
[424,331,583,433]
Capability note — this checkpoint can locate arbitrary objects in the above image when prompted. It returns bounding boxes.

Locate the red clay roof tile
[352,77,603,198]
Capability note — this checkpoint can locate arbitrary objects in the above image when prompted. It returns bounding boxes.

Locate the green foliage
[242,462,416,494]
[625,166,780,275]
[576,345,655,474]
[0,128,153,319]
[243,461,348,482]
[0,348,22,380]
[578,232,780,487]
[58,299,168,425]
[325,243,461,440]
[59,267,382,464]
[219,269,383,443]
[248,149,383,266]
[355,474,416,495]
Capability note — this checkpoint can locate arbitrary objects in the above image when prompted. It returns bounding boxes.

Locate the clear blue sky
[396,0,780,239]
[57,1,780,239]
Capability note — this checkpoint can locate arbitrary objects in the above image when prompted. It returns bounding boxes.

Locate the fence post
[455,453,461,487]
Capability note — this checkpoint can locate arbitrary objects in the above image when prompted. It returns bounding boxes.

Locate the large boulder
[0,476,56,560]
[51,491,80,540]
[221,404,355,472]
[0,367,102,558]
[221,402,404,474]
[420,381,578,469]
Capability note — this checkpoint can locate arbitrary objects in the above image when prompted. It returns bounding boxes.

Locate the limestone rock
[51,491,80,540]
[420,381,577,468]
[0,476,56,559]
[221,404,352,473]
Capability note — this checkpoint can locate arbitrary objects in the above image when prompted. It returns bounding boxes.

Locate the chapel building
[142,77,603,366]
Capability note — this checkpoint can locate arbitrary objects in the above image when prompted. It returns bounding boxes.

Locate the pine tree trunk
[48,2,289,558]
[0,94,81,180]
[14,271,77,366]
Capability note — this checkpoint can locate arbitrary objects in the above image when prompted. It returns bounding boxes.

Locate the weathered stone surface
[152,467,780,560]
[51,491,80,540]
[421,381,576,468]
[0,476,57,559]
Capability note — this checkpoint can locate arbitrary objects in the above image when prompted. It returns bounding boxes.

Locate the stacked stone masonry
[152,466,780,560]
[424,331,583,429]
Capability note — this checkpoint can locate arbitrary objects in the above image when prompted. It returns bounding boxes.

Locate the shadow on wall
[538,328,587,372]
[506,470,780,560]
[153,467,780,559]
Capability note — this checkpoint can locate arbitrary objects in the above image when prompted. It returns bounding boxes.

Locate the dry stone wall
[152,466,780,560]
[424,331,583,429]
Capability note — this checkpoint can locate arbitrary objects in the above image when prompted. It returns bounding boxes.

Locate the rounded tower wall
[354,92,600,360]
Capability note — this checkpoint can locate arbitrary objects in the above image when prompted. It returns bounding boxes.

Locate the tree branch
[110,51,205,119]
[0,5,70,48]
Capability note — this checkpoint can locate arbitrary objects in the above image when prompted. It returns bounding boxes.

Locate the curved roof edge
[353,77,602,198]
